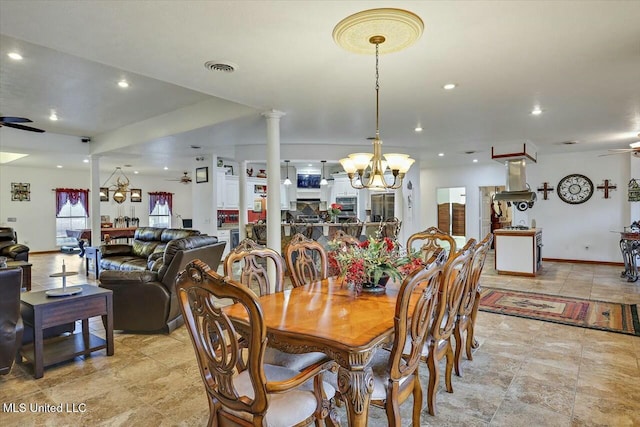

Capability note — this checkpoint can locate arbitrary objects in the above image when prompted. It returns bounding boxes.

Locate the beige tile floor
[1,252,639,426]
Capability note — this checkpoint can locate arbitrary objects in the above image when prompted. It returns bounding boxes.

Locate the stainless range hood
[492,143,537,203]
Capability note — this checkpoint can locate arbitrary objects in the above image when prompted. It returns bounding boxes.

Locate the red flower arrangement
[328,203,342,222]
[328,234,425,293]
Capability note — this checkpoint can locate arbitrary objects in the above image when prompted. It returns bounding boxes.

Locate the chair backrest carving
[176,260,270,421]
[331,229,360,249]
[458,233,493,318]
[284,233,328,288]
[430,239,476,342]
[389,261,442,383]
[224,238,285,296]
[407,226,458,262]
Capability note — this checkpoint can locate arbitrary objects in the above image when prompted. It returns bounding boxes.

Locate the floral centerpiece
[328,203,342,222]
[328,234,425,294]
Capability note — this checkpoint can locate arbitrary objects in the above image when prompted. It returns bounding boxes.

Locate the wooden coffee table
[19,284,113,378]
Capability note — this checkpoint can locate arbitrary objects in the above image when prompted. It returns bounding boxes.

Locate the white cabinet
[216,169,226,208]
[218,229,231,259]
[494,229,542,276]
[225,176,239,209]
[280,182,289,210]
[331,175,357,199]
[247,177,268,210]
[216,170,240,209]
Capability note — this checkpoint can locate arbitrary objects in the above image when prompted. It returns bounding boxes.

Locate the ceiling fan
[0,116,45,133]
[166,172,192,184]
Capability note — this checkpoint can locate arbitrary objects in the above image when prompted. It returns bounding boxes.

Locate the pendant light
[334,8,421,190]
[283,160,292,186]
[320,160,328,186]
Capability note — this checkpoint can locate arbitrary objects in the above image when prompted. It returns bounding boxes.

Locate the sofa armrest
[99,270,158,286]
[0,243,29,259]
[100,244,134,257]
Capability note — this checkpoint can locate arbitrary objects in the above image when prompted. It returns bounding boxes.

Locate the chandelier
[102,167,131,204]
[334,8,421,190]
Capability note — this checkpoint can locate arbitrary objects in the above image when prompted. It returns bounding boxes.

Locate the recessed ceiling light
[134,171,139,174]
[531,107,543,115]
[8,52,23,60]
[163,166,169,170]
[308,164,312,167]
[414,126,423,132]
[49,112,58,121]
[473,159,478,163]
[438,153,444,157]
[118,80,129,88]
[83,159,89,163]
[443,83,456,90]
[57,165,63,168]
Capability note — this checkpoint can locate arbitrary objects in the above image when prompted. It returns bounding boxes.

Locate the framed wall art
[11,183,30,201]
[130,189,142,203]
[196,167,209,183]
[100,187,109,202]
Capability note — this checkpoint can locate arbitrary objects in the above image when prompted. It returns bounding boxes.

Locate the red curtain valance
[148,192,173,214]
[55,188,89,217]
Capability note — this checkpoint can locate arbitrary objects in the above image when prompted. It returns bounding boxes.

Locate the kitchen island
[494,227,542,276]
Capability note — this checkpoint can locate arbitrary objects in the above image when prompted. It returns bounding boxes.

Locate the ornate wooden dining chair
[453,232,493,376]
[406,226,458,262]
[341,217,363,239]
[285,233,328,288]
[331,229,360,248]
[369,260,443,426]
[290,221,314,239]
[378,217,401,240]
[224,237,284,296]
[251,220,268,245]
[175,260,338,427]
[224,238,328,371]
[422,238,476,416]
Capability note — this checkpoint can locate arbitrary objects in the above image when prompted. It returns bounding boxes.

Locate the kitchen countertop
[494,227,541,235]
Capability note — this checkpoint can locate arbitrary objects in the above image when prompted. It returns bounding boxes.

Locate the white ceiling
[0,1,639,175]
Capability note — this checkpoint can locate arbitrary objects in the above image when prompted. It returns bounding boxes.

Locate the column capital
[261,109,286,120]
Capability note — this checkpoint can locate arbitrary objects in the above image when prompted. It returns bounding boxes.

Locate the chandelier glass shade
[334,9,420,190]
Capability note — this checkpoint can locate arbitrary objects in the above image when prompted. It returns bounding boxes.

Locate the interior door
[451,203,465,236]
[437,203,450,231]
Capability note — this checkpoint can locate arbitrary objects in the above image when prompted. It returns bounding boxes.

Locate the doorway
[478,186,511,246]
[436,187,466,237]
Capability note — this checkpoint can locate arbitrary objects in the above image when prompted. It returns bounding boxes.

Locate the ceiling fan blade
[1,122,45,133]
[0,116,32,124]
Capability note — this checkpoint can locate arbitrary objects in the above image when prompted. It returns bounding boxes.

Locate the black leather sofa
[99,235,225,333]
[99,227,201,272]
[0,227,30,262]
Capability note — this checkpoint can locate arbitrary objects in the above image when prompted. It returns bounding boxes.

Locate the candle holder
[45,261,82,297]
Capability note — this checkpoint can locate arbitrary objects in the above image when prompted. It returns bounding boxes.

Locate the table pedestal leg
[337,366,374,427]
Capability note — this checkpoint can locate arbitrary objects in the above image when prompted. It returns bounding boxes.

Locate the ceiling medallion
[335,9,421,190]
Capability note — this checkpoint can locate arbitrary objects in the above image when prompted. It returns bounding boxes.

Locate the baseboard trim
[542,258,624,266]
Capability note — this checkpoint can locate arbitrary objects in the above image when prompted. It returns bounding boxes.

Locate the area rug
[479,288,640,336]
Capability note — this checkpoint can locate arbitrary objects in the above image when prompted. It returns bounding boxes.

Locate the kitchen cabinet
[247,177,268,210]
[216,169,239,209]
[494,228,542,276]
[331,175,357,199]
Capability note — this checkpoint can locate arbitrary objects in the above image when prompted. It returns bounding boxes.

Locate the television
[297,174,321,189]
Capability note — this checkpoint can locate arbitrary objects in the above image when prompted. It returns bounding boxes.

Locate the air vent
[190,145,202,149]
[204,61,238,73]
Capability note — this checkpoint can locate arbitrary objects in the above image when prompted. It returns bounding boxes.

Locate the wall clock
[557,174,594,204]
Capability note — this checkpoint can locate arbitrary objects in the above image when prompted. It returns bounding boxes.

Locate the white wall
[0,164,193,252]
[419,150,634,263]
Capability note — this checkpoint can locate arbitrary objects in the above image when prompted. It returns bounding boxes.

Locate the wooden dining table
[224,277,403,427]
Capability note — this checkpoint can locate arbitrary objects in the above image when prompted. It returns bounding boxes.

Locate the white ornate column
[262,109,285,291]
[89,156,101,247]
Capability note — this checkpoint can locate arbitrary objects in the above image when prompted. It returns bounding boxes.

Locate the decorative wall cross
[537,182,555,200]
[597,179,617,199]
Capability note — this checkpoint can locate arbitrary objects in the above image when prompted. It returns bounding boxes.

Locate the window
[149,202,171,228]
[148,191,173,228]
[55,188,89,246]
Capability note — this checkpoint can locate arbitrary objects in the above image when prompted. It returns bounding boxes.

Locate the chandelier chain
[375,42,380,138]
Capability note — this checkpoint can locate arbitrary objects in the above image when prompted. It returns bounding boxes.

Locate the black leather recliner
[99,235,225,333]
[0,268,24,375]
[0,227,30,262]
